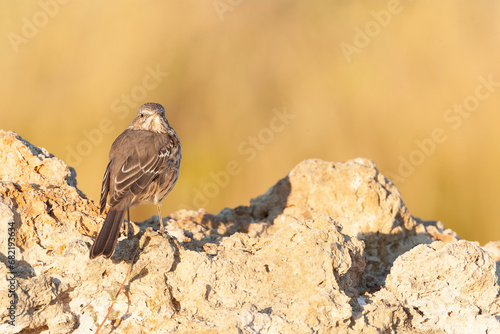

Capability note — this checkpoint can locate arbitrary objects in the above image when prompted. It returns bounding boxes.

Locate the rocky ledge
[0,129,499,334]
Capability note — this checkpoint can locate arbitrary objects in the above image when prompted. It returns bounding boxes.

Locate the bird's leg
[127,209,133,238]
[157,204,164,233]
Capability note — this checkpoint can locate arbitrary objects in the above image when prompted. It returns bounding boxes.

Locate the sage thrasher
[89,102,181,259]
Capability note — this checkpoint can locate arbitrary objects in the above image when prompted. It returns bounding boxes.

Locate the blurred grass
[1,0,500,244]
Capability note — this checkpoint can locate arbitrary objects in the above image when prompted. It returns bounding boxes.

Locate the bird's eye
[140,113,144,118]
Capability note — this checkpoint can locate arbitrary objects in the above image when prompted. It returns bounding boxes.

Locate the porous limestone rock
[237,158,436,286]
[0,130,102,256]
[386,240,500,334]
[483,240,500,279]
[165,215,365,333]
[0,130,499,334]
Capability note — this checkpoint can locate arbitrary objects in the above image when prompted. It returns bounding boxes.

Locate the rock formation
[0,129,499,333]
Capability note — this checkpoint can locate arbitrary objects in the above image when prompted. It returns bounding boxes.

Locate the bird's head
[129,102,170,133]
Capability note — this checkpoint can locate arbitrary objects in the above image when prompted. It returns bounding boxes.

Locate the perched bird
[89,102,181,259]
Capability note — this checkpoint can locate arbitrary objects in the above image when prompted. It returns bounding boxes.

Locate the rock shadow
[0,251,35,279]
[355,230,432,290]
[182,175,292,251]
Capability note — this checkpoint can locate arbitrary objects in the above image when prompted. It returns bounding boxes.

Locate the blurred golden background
[2,1,499,244]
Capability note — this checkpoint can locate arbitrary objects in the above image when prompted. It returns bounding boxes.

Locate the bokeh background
[2,1,499,244]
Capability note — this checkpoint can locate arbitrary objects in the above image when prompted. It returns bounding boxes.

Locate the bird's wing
[108,145,170,207]
[99,161,112,215]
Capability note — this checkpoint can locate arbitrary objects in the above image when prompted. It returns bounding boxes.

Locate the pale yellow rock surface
[0,130,498,334]
[386,240,500,333]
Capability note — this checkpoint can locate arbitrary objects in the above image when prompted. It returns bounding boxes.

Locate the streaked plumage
[89,102,181,259]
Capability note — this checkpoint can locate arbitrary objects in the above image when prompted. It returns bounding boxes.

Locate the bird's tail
[89,209,127,259]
